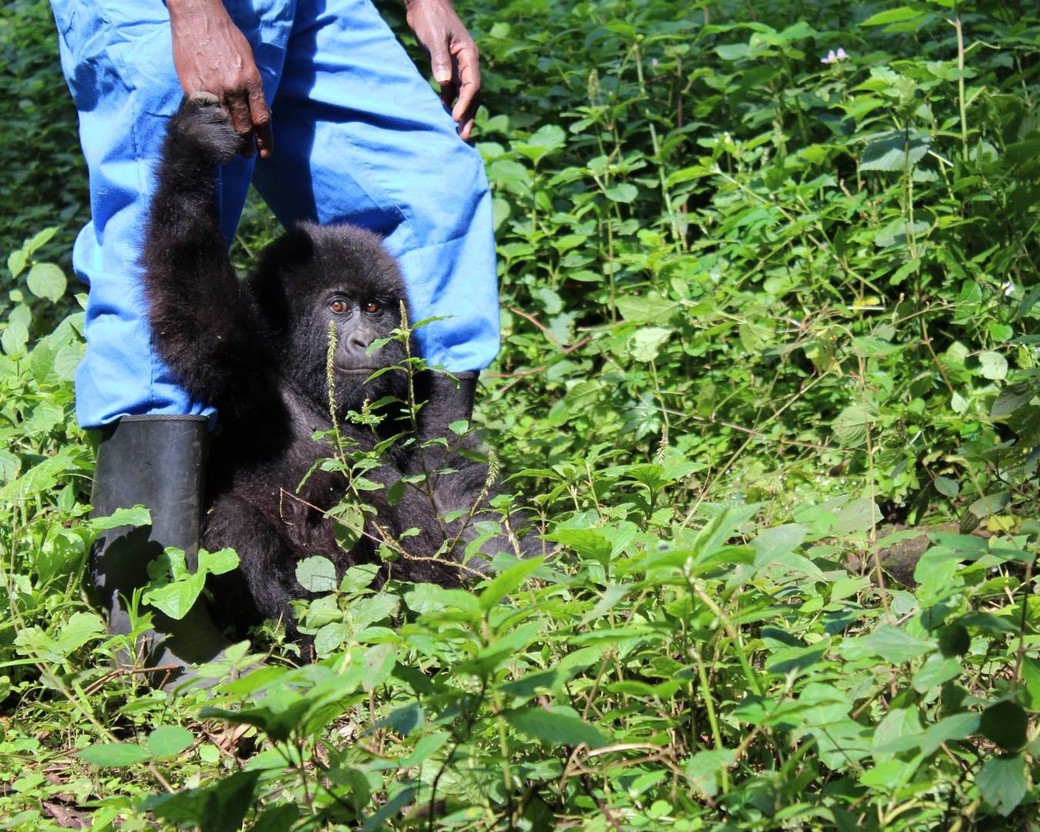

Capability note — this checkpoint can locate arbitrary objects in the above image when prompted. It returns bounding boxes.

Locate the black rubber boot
[90,414,232,687]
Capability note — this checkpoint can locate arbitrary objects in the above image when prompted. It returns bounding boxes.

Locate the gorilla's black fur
[140,95,521,637]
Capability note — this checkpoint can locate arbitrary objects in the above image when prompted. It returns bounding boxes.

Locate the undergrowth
[2,0,1040,829]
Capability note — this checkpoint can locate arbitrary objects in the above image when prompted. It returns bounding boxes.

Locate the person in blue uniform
[51,0,499,679]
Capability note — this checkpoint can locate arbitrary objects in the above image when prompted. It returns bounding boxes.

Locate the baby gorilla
[140,94,506,638]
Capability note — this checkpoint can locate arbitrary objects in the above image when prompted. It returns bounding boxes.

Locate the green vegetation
[3,0,1040,828]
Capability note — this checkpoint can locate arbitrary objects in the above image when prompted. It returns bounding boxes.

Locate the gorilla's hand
[168,0,273,158]
[180,93,246,165]
[404,0,481,141]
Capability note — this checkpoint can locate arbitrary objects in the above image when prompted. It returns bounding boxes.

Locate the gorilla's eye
[362,301,382,314]
[328,298,350,315]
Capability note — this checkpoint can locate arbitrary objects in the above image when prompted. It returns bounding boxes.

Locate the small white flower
[822,47,848,64]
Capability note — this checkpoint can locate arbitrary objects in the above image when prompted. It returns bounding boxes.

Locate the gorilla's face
[250,222,412,414]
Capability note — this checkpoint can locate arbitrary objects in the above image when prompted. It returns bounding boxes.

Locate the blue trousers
[51,0,500,429]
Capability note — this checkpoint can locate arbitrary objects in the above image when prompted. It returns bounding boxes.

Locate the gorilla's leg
[90,416,232,687]
[415,370,478,448]
[203,494,306,637]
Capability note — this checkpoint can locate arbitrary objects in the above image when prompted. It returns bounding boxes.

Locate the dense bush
[2,0,1040,829]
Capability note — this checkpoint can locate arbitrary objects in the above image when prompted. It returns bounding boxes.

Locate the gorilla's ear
[250,227,316,334]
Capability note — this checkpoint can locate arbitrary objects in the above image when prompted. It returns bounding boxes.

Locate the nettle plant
[477,1,1040,521]
[2,0,1040,829]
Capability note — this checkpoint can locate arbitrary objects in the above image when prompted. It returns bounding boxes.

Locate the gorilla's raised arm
[141,93,274,418]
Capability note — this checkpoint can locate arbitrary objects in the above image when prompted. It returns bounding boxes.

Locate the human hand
[167,0,273,158]
[404,0,481,141]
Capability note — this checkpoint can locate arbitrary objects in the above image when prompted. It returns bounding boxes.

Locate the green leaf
[479,555,545,610]
[142,770,261,832]
[751,523,807,568]
[199,547,239,575]
[715,43,750,61]
[87,506,152,532]
[832,403,876,447]
[361,643,397,692]
[832,498,882,534]
[604,182,638,203]
[513,124,567,164]
[546,528,612,564]
[7,248,27,278]
[684,748,738,798]
[505,706,608,748]
[26,262,67,302]
[143,549,206,620]
[2,321,29,355]
[968,491,1010,520]
[78,742,152,767]
[296,556,338,593]
[976,754,1028,816]
[860,7,926,27]
[629,326,672,362]
[977,351,1008,381]
[919,712,978,756]
[861,130,930,171]
[147,726,195,759]
[841,625,934,664]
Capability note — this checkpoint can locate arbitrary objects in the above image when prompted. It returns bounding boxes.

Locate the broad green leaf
[832,403,876,447]
[629,326,672,362]
[976,754,1028,816]
[912,656,961,692]
[861,130,930,171]
[403,583,481,617]
[2,321,29,355]
[296,555,338,593]
[684,748,738,798]
[199,547,239,575]
[832,498,882,534]
[872,707,923,756]
[967,491,1010,520]
[512,124,566,164]
[715,43,750,60]
[87,506,152,532]
[991,384,1033,418]
[860,7,926,27]
[142,770,261,832]
[144,548,207,620]
[401,731,450,768]
[977,350,1008,380]
[7,247,27,278]
[751,523,807,568]
[546,528,612,564]
[505,706,608,748]
[78,742,152,767]
[375,701,424,736]
[479,555,544,610]
[147,725,195,759]
[604,182,638,203]
[26,262,67,302]
[361,643,397,692]
[616,293,679,324]
[1023,656,1040,709]
[919,712,979,756]
[841,624,933,664]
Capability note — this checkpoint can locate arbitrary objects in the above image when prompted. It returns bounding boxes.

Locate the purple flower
[821,47,848,64]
